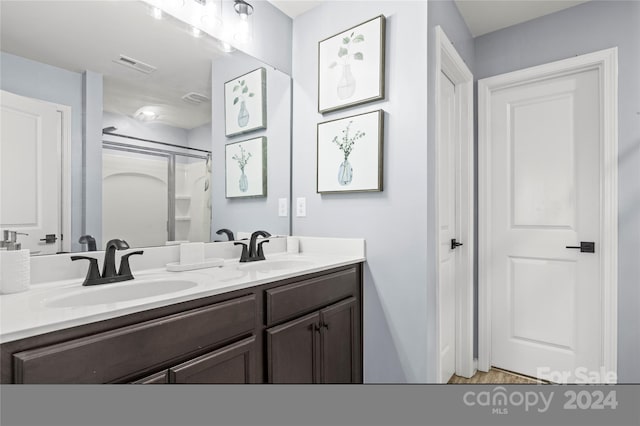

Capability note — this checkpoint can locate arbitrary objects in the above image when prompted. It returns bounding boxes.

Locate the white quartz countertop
[0,251,365,344]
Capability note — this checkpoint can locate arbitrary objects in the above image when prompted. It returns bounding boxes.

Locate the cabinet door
[319,297,359,384]
[266,312,320,383]
[169,336,257,384]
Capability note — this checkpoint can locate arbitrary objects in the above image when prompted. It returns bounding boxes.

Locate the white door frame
[58,103,72,253]
[477,48,618,381]
[434,26,475,381]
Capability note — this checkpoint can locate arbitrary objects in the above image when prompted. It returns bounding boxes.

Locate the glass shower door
[102,149,170,247]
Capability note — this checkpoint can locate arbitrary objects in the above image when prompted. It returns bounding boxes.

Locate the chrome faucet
[71,239,143,286]
[234,231,271,262]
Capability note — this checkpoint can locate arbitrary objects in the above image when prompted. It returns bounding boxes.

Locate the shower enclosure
[102,134,211,248]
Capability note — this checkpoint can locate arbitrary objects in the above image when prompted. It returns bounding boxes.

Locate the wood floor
[448,368,546,384]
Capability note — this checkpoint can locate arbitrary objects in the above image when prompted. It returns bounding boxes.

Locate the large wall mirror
[0,0,291,254]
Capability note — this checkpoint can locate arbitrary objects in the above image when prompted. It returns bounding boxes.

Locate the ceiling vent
[182,92,210,105]
[113,55,156,74]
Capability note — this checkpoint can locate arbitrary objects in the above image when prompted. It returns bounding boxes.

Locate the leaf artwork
[232,78,254,107]
[332,120,366,160]
[328,31,365,68]
[232,144,252,171]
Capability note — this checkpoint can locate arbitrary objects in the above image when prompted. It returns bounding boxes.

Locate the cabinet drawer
[169,336,257,384]
[13,295,256,383]
[265,267,358,326]
[131,370,168,384]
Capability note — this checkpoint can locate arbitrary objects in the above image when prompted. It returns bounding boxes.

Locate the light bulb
[152,7,163,19]
[219,41,235,53]
[235,19,250,42]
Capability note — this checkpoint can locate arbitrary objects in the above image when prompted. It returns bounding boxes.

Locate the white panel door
[489,68,601,382]
[0,90,62,254]
[438,71,458,383]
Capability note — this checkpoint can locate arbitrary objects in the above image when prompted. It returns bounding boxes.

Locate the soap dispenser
[0,230,28,251]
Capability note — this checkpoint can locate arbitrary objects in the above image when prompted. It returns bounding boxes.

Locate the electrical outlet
[278,198,288,217]
[296,197,306,217]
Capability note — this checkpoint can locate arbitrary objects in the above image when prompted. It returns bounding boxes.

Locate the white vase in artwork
[337,64,356,100]
[337,158,353,185]
[237,100,250,128]
[239,168,248,192]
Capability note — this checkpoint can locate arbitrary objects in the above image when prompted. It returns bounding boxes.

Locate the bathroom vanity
[0,238,364,384]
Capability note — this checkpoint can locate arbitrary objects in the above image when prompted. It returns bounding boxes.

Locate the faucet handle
[215,228,235,241]
[256,240,270,261]
[71,256,101,286]
[234,241,250,262]
[79,235,97,251]
[118,251,144,278]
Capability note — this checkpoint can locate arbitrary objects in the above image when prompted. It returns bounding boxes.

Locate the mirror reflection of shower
[102,126,211,248]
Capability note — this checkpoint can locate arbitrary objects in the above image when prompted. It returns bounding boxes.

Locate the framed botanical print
[318,15,386,114]
[224,67,267,137]
[317,110,383,193]
[225,137,267,198]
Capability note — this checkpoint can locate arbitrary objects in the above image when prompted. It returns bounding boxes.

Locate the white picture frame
[317,110,384,193]
[224,67,267,137]
[318,15,386,114]
[225,137,267,198]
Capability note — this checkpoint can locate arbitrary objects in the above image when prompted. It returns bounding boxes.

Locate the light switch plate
[278,198,288,217]
[296,197,306,217]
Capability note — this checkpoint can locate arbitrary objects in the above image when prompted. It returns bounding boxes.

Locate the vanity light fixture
[233,0,253,18]
[197,0,222,28]
[191,25,202,37]
[233,0,253,42]
[219,41,235,53]
[151,6,163,19]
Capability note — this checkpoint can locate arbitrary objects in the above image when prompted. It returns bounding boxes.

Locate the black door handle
[40,234,58,244]
[566,242,595,253]
[451,239,463,250]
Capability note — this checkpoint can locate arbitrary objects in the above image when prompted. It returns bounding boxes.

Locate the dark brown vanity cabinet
[267,297,359,383]
[1,263,363,384]
[131,336,258,384]
[11,295,258,384]
[265,267,362,384]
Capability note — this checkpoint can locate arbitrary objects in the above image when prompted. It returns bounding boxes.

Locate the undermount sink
[238,259,315,272]
[44,279,199,308]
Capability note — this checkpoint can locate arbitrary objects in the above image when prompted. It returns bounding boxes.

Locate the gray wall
[187,123,213,152]
[0,51,84,251]
[211,53,291,238]
[292,1,430,382]
[83,71,103,249]
[426,0,476,381]
[234,0,293,74]
[473,0,640,383]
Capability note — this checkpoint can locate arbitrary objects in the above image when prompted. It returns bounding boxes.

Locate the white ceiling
[454,0,592,37]
[1,0,220,129]
[267,0,591,39]
[267,0,324,18]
